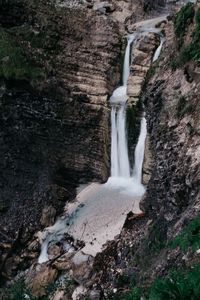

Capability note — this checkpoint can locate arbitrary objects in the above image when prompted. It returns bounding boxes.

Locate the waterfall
[132,117,147,183]
[110,33,147,183]
[111,107,119,177]
[153,35,165,62]
[110,34,137,178]
[123,34,137,85]
[117,105,130,177]
[111,104,130,178]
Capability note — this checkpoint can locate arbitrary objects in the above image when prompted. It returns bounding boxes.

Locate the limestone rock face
[0,0,121,280]
[128,32,159,104]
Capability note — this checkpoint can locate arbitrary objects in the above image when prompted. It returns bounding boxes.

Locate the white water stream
[38,18,165,266]
[110,34,137,178]
[153,35,165,62]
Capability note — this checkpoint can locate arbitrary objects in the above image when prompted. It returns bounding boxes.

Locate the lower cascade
[111,104,130,178]
[38,28,163,265]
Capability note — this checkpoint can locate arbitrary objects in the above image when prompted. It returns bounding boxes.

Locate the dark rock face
[0,0,121,281]
[143,0,166,11]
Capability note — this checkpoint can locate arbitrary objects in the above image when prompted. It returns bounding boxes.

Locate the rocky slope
[1,0,199,299]
[89,2,200,298]
[0,0,122,283]
[0,0,162,287]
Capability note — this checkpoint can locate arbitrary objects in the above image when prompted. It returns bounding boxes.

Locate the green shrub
[113,264,200,300]
[170,214,200,252]
[111,287,142,300]
[174,3,195,41]
[170,58,179,70]
[172,8,200,68]
[4,279,36,300]
[149,265,200,300]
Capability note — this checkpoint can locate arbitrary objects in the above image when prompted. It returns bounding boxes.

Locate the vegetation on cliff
[172,3,200,68]
[0,0,64,86]
[0,27,45,82]
[112,264,200,300]
[174,2,194,43]
[112,213,200,300]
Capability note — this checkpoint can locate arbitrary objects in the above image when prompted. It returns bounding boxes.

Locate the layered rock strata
[0,1,121,281]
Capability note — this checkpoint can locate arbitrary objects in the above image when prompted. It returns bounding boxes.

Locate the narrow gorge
[0,0,200,299]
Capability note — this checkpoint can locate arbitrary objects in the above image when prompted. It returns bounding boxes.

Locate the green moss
[8,26,46,49]
[172,8,200,69]
[143,66,156,90]
[170,214,200,252]
[112,264,200,300]
[4,279,36,300]
[170,58,179,71]
[174,3,194,42]
[126,102,141,165]
[3,278,61,300]
[0,28,45,81]
[149,265,200,300]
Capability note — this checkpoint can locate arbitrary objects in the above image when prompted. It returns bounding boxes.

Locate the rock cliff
[0,0,122,282]
[1,0,200,299]
[89,2,200,298]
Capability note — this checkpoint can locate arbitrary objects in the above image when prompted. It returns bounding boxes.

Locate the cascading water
[111,107,119,177]
[38,19,166,267]
[133,117,147,183]
[117,105,130,177]
[153,35,165,62]
[110,34,137,179]
[123,34,137,85]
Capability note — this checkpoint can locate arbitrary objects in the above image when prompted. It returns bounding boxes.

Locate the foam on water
[110,86,128,104]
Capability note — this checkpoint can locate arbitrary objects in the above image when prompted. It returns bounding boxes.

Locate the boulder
[26,264,58,297]
[40,206,56,227]
[93,2,115,13]
[52,252,75,271]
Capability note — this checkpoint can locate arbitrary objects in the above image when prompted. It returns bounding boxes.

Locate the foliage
[170,58,179,71]
[143,66,156,89]
[111,287,142,300]
[172,8,200,69]
[170,214,200,252]
[126,101,142,162]
[0,0,63,83]
[113,214,200,300]
[4,279,36,300]
[112,264,200,300]
[4,278,61,300]
[174,2,194,41]
[148,265,200,300]
[0,28,45,81]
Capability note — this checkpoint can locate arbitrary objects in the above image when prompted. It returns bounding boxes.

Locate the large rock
[26,264,58,297]
[40,206,57,227]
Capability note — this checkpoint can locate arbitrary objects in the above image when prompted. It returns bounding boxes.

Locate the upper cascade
[110,34,137,105]
[110,34,138,178]
[123,33,137,86]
